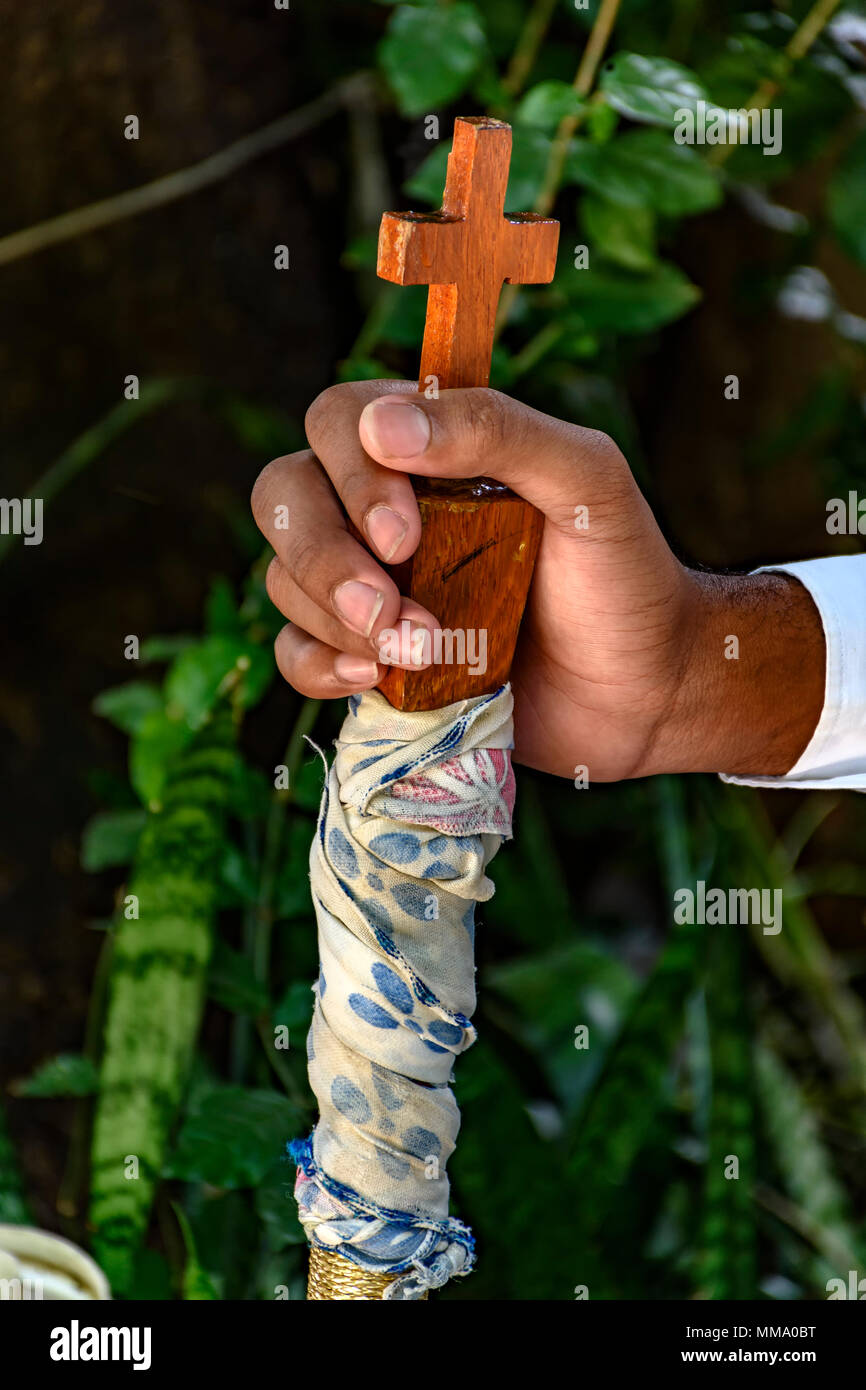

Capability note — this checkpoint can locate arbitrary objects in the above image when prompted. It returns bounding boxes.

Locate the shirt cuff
[720,555,866,791]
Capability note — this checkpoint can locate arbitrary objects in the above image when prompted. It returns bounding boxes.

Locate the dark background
[2,0,865,1297]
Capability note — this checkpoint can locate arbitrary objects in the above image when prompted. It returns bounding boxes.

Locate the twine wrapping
[291,684,514,1299]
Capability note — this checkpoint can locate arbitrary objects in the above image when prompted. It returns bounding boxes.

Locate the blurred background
[2,0,866,1300]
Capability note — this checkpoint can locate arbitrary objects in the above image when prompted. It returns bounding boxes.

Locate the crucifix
[302,116,559,1300]
[372,116,559,710]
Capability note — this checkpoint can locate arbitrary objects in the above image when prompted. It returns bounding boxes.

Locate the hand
[251,381,825,781]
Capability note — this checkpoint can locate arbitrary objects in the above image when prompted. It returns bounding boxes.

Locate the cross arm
[503,213,560,285]
[377,212,462,286]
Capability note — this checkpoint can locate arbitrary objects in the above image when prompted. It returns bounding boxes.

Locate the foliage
[4,0,866,1301]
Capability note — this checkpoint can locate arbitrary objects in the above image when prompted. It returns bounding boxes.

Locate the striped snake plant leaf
[696,921,757,1299]
[88,707,236,1293]
[567,918,701,1225]
[755,1040,863,1288]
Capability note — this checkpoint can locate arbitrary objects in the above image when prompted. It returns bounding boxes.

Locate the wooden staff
[307,116,559,1299]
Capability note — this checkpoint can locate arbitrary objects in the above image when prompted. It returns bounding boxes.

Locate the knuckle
[265,555,283,604]
[460,388,512,457]
[305,383,351,447]
[581,426,624,468]
[252,449,316,532]
[286,532,323,592]
[251,457,280,524]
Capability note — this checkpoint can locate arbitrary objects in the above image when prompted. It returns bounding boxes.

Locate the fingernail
[376,622,432,668]
[334,654,379,686]
[361,398,431,459]
[332,580,384,637]
[364,504,409,562]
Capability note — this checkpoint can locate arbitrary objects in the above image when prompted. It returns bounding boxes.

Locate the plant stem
[57,929,115,1227]
[708,0,842,166]
[496,0,622,335]
[0,75,370,268]
[537,0,623,217]
[249,698,321,1103]
[501,0,559,99]
[254,698,321,988]
[508,318,566,380]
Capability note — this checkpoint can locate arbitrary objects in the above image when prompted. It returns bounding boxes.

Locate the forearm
[648,570,826,778]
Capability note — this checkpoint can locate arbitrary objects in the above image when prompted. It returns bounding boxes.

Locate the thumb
[357,387,632,530]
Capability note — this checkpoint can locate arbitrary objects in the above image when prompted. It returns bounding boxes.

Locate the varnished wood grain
[375,117,559,711]
[378,117,558,391]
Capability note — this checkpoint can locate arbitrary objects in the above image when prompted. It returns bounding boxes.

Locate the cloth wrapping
[292,684,515,1299]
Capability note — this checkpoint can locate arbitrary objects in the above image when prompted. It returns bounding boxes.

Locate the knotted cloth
[291,684,515,1299]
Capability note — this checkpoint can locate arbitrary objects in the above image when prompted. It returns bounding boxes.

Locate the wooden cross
[374,117,560,711]
[379,116,559,391]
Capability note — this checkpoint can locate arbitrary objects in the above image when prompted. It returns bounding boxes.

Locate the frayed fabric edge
[289,1134,475,1300]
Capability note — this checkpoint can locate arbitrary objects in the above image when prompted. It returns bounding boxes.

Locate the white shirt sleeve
[720,555,866,791]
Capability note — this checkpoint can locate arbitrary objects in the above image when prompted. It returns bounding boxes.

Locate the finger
[265,557,438,669]
[274,623,382,699]
[252,448,424,643]
[357,387,637,533]
[304,380,422,563]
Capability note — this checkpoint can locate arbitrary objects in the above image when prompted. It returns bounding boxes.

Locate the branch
[0,74,369,268]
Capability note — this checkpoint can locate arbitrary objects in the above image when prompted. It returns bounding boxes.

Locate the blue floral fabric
[292,684,515,1298]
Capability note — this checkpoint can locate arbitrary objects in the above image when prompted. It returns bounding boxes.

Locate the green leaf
[585,97,619,144]
[207,940,270,1017]
[566,129,722,216]
[218,396,303,459]
[567,922,702,1231]
[378,3,487,116]
[485,778,573,947]
[0,1102,30,1224]
[164,635,273,730]
[336,357,395,383]
[226,759,272,822]
[173,1204,220,1300]
[291,755,326,813]
[92,682,163,736]
[273,980,315,1037]
[124,1249,173,1301]
[255,1159,306,1251]
[600,52,709,128]
[489,940,638,1117]
[755,1043,862,1283]
[138,635,197,664]
[165,1086,301,1188]
[697,927,757,1299]
[274,820,316,920]
[558,258,701,335]
[406,126,552,212]
[515,80,586,132]
[699,36,851,182]
[581,195,658,271]
[129,707,196,807]
[218,843,260,906]
[13,1053,99,1098]
[341,233,378,270]
[378,284,429,348]
[205,578,244,638]
[828,129,866,268]
[81,808,147,871]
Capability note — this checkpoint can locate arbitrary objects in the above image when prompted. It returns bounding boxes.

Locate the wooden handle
[373,118,558,713]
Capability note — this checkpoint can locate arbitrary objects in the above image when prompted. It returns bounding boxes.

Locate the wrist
[647,568,826,777]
